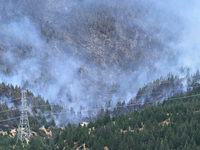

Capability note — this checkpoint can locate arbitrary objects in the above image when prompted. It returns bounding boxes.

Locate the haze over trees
[0,0,200,149]
[0,0,197,120]
[0,83,200,149]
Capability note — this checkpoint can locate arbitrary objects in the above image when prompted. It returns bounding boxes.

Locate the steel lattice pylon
[17,89,31,143]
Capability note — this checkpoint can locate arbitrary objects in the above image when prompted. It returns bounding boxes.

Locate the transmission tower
[17,89,31,143]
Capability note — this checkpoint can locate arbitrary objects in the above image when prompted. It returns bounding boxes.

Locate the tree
[58,137,65,150]
[88,121,94,128]
[46,100,51,111]
[28,136,46,150]
[14,140,24,150]
[45,123,49,130]
[49,118,56,127]
[7,129,10,135]
[69,140,74,147]
[103,115,111,125]
[54,134,60,144]
[32,124,39,133]
[41,116,47,125]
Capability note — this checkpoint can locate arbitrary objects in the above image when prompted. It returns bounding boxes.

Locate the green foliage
[103,115,111,125]
[0,133,15,149]
[12,119,18,128]
[27,136,54,150]
[51,85,200,150]
[0,82,62,131]
[87,121,94,128]
[48,118,56,127]
[45,122,49,130]
[45,118,56,129]
[3,79,200,149]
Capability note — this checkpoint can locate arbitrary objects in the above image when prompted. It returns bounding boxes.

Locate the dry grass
[159,118,170,126]
[39,126,52,136]
[81,122,89,127]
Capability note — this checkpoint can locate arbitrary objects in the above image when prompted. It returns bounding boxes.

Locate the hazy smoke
[0,0,200,122]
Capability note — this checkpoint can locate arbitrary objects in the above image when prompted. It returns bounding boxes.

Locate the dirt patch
[39,126,52,136]
[10,129,17,137]
[159,118,170,126]
[81,122,89,127]
[31,131,37,136]
[139,127,143,131]
[88,127,95,134]
[76,143,90,150]
[129,126,134,132]
[120,129,127,133]
[60,126,65,130]
[120,127,135,133]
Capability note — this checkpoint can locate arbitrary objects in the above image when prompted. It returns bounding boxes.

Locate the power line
[0,75,199,106]
[0,116,20,123]
[0,68,194,99]
[0,83,198,115]
[0,96,34,103]
[0,108,18,114]
[0,92,200,124]
[0,78,199,118]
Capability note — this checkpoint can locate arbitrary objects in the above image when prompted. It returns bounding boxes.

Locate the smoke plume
[0,0,200,122]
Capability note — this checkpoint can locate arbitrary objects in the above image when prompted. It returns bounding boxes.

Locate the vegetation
[0,83,199,149]
[1,70,200,149]
[68,86,200,149]
[1,1,198,149]
[0,82,61,130]
[53,85,200,150]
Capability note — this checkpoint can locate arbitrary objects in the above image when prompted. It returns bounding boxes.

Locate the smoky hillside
[0,0,200,121]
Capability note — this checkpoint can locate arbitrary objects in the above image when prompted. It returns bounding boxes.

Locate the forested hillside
[53,85,200,150]
[0,0,194,121]
[1,83,200,149]
[0,82,59,130]
[1,0,200,149]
